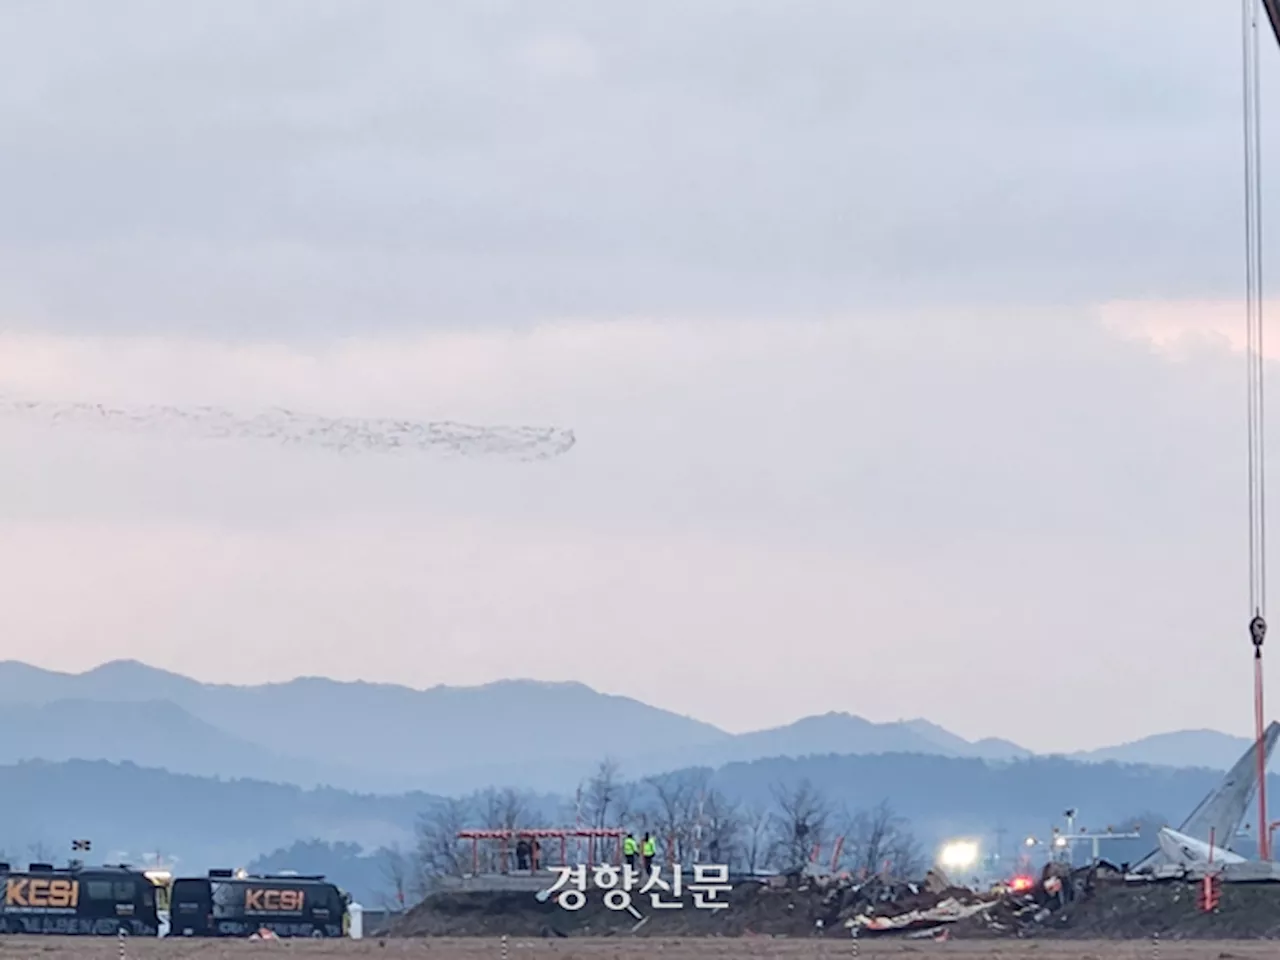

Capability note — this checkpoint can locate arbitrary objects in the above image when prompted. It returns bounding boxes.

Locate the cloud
[0,0,1271,337]
[0,1,1276,754]
[520,30,601,80]
[1101,298,1280,359]
[0,310,1269,751]
[0,308,1244,545]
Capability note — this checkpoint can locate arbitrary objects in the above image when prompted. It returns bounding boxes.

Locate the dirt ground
[392,881,1280,941]
[0,938,1278,960]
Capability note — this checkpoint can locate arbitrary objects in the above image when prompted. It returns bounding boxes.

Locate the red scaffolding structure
[456,828,627,875]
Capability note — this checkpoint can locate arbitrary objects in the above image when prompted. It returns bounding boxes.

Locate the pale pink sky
[1,0,1278,754]
[0,308,1267,754]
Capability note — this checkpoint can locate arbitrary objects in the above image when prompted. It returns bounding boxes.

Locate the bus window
[172,880,210,914]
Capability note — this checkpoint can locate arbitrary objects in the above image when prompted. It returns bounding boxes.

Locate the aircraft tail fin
[1132,721,1280,871]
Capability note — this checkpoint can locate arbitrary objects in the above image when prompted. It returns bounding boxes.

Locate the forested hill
[0,751,1264,906]
[0,759,435,870]
[705,752,1237,860]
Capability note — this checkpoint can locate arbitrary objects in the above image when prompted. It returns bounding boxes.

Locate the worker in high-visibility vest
[641,833,656,874]
[623,832,638,870]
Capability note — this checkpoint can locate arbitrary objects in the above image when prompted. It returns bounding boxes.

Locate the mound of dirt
[945,879,1280,941]
[1040,881,1280,940]
[393,882,823,938]
[392,875,1002,939]
[392,872,1280,941]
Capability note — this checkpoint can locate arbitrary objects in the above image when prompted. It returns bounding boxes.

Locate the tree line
[383,758,926,903]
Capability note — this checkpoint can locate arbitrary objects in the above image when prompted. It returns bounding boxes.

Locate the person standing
[641,832,656,874]
[623,832,638,870]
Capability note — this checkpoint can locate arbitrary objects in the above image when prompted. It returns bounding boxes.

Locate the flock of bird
[0,396,576,461]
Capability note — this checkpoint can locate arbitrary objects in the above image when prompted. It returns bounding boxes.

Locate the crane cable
[1246,0,1267,624]
[1242,0,1271,860]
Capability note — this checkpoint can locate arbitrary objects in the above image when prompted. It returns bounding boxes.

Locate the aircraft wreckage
[1127,721,1280,882]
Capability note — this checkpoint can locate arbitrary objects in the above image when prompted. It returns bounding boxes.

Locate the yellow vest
[642,837,656,856]
[623,837,637,855]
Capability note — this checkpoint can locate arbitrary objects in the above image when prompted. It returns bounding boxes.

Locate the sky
[1,0,1279,754]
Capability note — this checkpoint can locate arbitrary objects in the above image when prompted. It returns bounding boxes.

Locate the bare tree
[472,786,536,873]
[845,800,922,880]
[412,797,472,894]
[25,841,53,863]
[478,787,528,831]
[769,779,831,873]
[583,758,623,828]
[612,779,640,828]
[576,758,628,865]
[700,788,742,866]
[739,804,773,875]
[644,770,703,863]
[886,829,923,879]
[379,842,412,911]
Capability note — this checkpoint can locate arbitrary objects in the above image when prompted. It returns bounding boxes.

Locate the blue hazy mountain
[1069,728,1259,771]
[0,660,727,792]
[0,698,355,786]
[0,659,1250,791]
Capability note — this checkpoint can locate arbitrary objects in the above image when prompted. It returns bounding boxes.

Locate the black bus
[0,862,162,936]
[170,870,348,938]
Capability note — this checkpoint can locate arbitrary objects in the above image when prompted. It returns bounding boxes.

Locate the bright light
[1009,875,1034,892]
[938,840,980,871]
[1053,836,1068,849]
[1024,836,1037,847]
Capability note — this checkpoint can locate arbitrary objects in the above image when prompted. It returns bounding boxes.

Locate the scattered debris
[391,862,1280,941]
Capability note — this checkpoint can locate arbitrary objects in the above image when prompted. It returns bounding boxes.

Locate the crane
[1243,0,1278,859]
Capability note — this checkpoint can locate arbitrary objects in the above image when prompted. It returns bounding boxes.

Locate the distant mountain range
[1067,729,1258,771]
[0,660,1258,794]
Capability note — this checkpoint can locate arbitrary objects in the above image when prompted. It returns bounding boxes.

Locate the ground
[390,880,1280,940]
[0,938,1277,959]
[1,880,1271,958]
